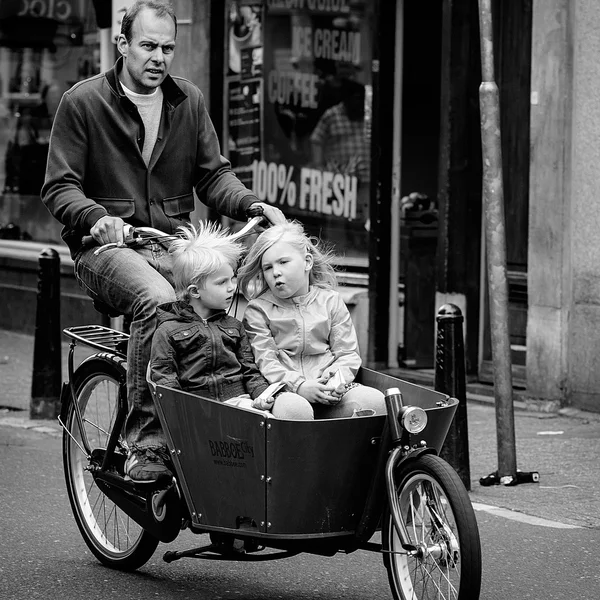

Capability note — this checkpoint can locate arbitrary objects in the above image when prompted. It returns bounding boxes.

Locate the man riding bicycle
[41,0,285,482]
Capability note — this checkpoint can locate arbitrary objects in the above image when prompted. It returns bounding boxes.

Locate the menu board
[227,79,262,188]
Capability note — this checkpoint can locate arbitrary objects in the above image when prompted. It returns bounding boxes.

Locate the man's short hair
[121,0,178,43]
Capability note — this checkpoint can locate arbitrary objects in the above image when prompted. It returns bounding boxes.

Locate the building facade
[1,0,599,413]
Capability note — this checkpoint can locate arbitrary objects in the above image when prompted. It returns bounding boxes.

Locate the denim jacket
[150,301,268,402]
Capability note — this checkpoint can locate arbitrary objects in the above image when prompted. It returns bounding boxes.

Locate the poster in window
[225,0,374,258]
[228,2,264,77]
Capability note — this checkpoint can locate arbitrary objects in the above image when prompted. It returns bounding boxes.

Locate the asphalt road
[1,416,599,600]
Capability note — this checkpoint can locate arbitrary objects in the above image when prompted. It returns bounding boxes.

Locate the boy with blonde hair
[149,221,268,401]
[138,222,273,481]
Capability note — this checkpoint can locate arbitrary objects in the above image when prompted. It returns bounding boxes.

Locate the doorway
[398,0,443,369]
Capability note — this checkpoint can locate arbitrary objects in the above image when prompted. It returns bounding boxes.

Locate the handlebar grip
[81,235,95,248]
[81,224,132,249]
[246,204,265,218]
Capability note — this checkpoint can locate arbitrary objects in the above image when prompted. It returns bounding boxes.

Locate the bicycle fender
[59,381,72,422]
[60,353,127,422]
[392,446,438,471]
[77,351,128,372]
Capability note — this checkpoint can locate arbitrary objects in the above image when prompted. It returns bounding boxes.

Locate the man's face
[118,7,176,94]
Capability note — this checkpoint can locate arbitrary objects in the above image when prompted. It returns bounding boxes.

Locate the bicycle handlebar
[84,215,266,256]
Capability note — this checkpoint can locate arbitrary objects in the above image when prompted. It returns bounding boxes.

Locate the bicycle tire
[382,453,482,600]
[62,356,159,570]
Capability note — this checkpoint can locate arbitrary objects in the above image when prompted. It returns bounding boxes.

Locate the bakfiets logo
[208,439,255,461]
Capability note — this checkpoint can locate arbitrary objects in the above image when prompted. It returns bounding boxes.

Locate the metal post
[435,304,471,490]
[31,248,62,419]
[388,0,404,370]
[478,0,517,478]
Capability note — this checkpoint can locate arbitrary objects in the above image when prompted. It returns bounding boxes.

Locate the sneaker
[125,447,173,482]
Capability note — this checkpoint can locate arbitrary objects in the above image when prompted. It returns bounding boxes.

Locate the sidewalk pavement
[0,328,94,433]
[1,328,600,528]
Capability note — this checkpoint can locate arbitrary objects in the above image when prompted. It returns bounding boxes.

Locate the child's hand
[251,394,276,411]
[320,370,346,404]
[298,379,341,405]
[328,383,346,400]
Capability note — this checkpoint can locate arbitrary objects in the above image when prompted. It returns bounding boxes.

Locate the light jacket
[42,58,258,257]
[150,301,269,402]
[242,286,361,393]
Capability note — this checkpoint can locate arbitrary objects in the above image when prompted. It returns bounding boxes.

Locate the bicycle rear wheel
[383,453,481,600]
[62,356,158,570]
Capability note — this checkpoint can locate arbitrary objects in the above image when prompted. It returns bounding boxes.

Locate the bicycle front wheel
[62,356,158,570]
[382,453,482,600]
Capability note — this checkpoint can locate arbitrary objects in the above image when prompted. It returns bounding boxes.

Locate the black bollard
[31,248,62,419]
[435,304,471,490]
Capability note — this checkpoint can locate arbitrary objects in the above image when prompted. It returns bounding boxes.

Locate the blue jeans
[75,243,176,450]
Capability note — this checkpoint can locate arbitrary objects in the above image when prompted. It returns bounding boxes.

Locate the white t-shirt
[121,82,163,167]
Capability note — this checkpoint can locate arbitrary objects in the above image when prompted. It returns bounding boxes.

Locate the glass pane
[224,0,374,268]
[0,0,97,242]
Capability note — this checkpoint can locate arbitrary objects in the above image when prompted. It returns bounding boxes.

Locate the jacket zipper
[297,302,308,378]
[201,317,219,399]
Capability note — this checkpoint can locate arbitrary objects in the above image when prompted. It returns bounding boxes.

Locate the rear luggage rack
[63,325,129,355]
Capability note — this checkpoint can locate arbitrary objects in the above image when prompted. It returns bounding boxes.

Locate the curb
[466,391,528,412]
[557,406,600,422]
[467,391,600,421]
[0,412,62,437]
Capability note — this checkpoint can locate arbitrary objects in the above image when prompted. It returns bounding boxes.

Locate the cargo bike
[58,219,482,600]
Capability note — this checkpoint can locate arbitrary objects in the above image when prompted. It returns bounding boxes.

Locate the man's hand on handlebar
[91,215,127,247]
[87,204,282,253]
[249,202,286,226]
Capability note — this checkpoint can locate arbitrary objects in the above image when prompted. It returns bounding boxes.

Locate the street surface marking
[472,502,581,529]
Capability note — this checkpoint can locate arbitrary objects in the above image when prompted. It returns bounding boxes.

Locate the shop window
[0,0,98,243]
[223,0,375,267]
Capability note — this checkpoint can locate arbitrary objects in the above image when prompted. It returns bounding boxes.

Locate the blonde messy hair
[237,220,337,300]
[170,221,243,301]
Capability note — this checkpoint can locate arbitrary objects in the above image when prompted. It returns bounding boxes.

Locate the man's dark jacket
[42,58,257,257]
[150,301,269,402]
